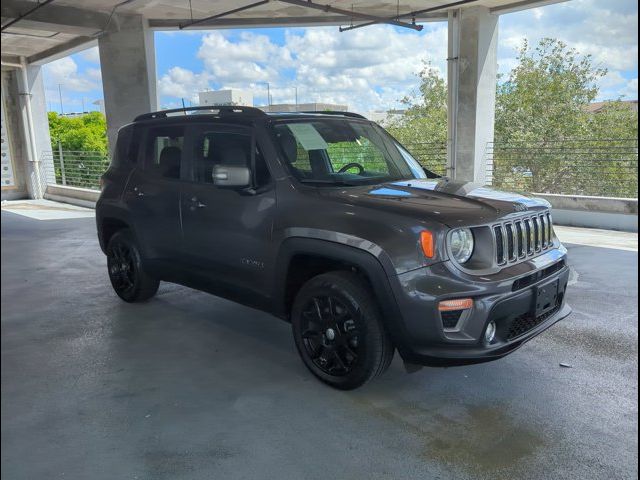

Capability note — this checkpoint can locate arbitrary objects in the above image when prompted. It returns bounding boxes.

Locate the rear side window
[144,125,185,179]
[112,125,133,167]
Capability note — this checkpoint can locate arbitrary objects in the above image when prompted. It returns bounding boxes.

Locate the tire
[106,229,159,303]
[291,271,394,390]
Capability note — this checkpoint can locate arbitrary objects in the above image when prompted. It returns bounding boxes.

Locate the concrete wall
[1,63,53,201]
[1,70,28,200]
[44,184,99,209]
[534,193,638,232]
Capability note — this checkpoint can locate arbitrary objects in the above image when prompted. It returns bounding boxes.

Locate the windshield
[272,118,432,186]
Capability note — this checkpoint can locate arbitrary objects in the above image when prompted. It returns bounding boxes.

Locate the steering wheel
[338,162,365,175]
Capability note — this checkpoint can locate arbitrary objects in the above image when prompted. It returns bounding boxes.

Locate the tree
[493,38,637,196]
[392,38,638,196]
[386,63,448,174]
[47,112,109,189]
[48,111,108,154]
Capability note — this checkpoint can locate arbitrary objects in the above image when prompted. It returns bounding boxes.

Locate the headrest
[159,146,181,177]
[219,144,247,167]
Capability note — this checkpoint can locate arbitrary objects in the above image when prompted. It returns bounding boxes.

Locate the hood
[318,178,551,227]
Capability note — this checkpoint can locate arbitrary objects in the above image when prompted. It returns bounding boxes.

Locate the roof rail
[298,110,367,119]
[134,105,267,122]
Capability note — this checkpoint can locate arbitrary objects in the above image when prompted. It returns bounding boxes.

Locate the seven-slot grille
[493,212,553,265]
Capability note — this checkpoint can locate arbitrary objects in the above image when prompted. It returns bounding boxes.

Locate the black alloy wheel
[292,271,394,390]
[299,295,361,376]
[106,230,159,302]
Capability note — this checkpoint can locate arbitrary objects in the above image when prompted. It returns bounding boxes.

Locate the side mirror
[212,165,251,188]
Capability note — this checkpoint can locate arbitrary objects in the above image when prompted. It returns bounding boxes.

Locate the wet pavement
[1,210,638,479]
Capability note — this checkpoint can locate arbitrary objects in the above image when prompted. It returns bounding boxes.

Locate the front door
[180,124,277,297]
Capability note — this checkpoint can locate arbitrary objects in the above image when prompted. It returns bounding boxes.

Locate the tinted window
[144,125,185,179]
[273,119,428,186]
[112,125,133,167]
[192,129,270,186]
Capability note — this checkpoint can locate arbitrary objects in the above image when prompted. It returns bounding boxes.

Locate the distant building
[258,103,348,113]
[198,89,254,107]
[365,109,406,125]
[59,112,90,118]
[585,99,638,113]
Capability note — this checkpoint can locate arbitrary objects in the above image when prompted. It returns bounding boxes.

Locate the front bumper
[389,246,572,367]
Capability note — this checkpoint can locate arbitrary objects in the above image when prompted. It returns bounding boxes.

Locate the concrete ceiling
[1,0,567,65]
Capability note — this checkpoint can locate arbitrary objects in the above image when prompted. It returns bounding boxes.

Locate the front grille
[512,260,565,291]
[507,304,561,340]
[441,310,463,330]
[494,226,505,265]
[493,211,553,266]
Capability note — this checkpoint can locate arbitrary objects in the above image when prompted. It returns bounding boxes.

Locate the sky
[42,0,638,115]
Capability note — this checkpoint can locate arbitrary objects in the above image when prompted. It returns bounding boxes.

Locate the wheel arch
[273,237,411,354]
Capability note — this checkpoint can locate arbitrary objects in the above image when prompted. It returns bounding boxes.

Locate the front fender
[272,235,415,359]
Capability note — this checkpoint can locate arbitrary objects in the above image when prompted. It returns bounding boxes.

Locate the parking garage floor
[1,205,638,480]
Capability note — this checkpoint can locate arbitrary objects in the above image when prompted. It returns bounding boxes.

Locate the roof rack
[298,110,367,119]
[134,105,267,122]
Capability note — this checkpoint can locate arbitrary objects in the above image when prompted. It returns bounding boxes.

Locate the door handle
[190,197,207,208]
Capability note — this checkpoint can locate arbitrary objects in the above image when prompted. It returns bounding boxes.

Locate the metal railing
[40,138,638,199]
[40,149,109,191]
[486,139,638,198]
[401,142,448,176]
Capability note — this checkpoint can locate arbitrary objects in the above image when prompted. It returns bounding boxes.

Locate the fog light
[484,321,497,344]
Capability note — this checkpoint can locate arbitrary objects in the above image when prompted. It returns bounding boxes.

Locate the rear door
[180,123,277,296]
[123,123,186,261]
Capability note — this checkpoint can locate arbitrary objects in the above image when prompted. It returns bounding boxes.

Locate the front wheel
[106,230,159,303]
[291,271,394,390]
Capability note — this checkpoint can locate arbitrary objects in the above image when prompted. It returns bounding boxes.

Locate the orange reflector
[420,230,435,258]
[438,298,474,312]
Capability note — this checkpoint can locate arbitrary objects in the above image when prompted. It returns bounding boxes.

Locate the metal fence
[41,138,638,199]
[401,142,448,176]
[41,150,109,191]
[486,139,638,198]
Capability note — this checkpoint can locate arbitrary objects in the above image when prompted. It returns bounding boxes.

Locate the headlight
[450,228,474,264]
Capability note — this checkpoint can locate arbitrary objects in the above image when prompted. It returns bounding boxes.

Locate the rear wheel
[291,271,394,390]
[106,230,159,302]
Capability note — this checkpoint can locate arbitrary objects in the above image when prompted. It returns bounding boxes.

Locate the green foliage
[48,112,109,189]
[393,38,638,197]
[48,111,108,154]
[386,63,448,174]
[495,38,606,143]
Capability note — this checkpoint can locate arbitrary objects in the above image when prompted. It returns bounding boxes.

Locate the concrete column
[98,14,157,151]
[12,62,53,199]
[447,7,498,184]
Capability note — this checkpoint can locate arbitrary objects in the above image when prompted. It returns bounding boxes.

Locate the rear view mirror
[212,165,251,188]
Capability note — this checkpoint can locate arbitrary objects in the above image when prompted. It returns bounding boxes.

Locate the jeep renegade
[96,106,571,390]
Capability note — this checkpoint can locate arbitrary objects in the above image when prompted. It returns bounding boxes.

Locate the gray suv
[96,106,571,390]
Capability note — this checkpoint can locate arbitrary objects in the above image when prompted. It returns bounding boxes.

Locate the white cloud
[157,25,449,112]
[621,78,638,99]
[158,66,211,102]
[39,0,637,117]
[498,0,637,100]
[79,47,100,64]
[45,57,99,92]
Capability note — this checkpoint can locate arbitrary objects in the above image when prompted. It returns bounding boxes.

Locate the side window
[144,125,185,179]
[192,130,251,184]
[253,146,271,187]
[112,125,132,167]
